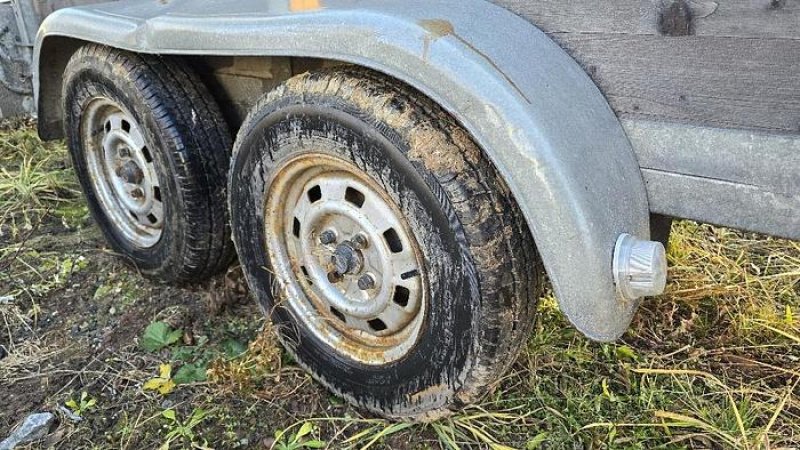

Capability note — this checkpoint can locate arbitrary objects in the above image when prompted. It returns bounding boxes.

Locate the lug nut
[357,273,375,290]
[351,233,369,249]
[327,271,343,284]
[130,187,144,199]
[119,146,131,157]
[319,229,337,245]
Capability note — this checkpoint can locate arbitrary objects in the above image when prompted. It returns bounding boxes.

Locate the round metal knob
[613,233,667,300]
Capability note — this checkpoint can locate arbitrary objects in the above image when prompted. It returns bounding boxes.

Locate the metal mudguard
[35,0,651,341]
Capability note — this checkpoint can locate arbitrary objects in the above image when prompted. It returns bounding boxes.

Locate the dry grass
[0,124,79,234]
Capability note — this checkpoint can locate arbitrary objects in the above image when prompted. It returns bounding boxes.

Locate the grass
[0,122,798,449]
[0,121,81,236]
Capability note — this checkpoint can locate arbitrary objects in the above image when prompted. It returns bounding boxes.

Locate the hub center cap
[117,160,144,185]
[331,241,363,275]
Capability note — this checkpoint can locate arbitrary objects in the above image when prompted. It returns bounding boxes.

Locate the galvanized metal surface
[0,0,112,118]
[624,119,800,241]
[34,0,651,341]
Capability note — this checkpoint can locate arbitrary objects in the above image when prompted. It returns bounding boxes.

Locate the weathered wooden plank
[494,0,640,34]
[687,0,800,39]
[495,0,800,39]
[552,33,800,132]
[493,0,800,132]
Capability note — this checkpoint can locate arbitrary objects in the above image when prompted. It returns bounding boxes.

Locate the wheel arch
[35,0,651,341]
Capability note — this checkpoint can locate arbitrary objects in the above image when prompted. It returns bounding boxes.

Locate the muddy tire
[229,68,543,419]
[62,44,235,283]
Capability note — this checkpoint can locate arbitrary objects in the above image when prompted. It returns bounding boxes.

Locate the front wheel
[229,68,543,419]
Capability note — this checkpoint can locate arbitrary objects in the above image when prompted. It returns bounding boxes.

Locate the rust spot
[419,19,455,39]
[417,18,531,104]
[419,19,454,62]
[658,0,693,36]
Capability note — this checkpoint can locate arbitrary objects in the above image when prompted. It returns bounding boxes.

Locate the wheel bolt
[319,229,337,245]
[351,233,369,249]
[327,271,343,284]
[358,273,375,290]
[119,146,131,157]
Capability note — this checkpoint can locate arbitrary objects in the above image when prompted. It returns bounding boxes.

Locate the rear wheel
[63,45,235,283]
[229,68,543,419]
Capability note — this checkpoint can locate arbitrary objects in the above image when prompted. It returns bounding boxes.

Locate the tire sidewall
[230,97,481,416]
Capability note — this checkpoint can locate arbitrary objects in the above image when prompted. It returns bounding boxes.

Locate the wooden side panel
[555,34,800,132]
[498,0,800,38]
[688,0,800,39]
[495,0,800,133]
[495,0,641,33]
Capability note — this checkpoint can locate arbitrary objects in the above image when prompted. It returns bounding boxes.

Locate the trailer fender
[35,0,655,341]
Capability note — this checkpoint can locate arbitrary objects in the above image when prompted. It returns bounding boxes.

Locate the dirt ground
[1,122,799,449]
[0,211,342,447]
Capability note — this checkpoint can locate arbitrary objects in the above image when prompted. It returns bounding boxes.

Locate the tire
[62,44,235,283]
[229,67,544,419]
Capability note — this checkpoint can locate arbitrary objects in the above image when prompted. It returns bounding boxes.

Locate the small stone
[0,412,55,450]
[58,406,82,423]
[0,295,14,305]
[108,306,116,315]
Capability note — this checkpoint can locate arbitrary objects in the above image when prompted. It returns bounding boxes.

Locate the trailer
[2,0,797,419]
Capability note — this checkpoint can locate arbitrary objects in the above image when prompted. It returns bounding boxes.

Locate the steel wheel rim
[81,98,163,248]
[265,153,427,364]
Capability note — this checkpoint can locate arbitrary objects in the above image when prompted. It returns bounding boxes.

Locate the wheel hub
[264,153,426,364]
[116,160,144,185]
